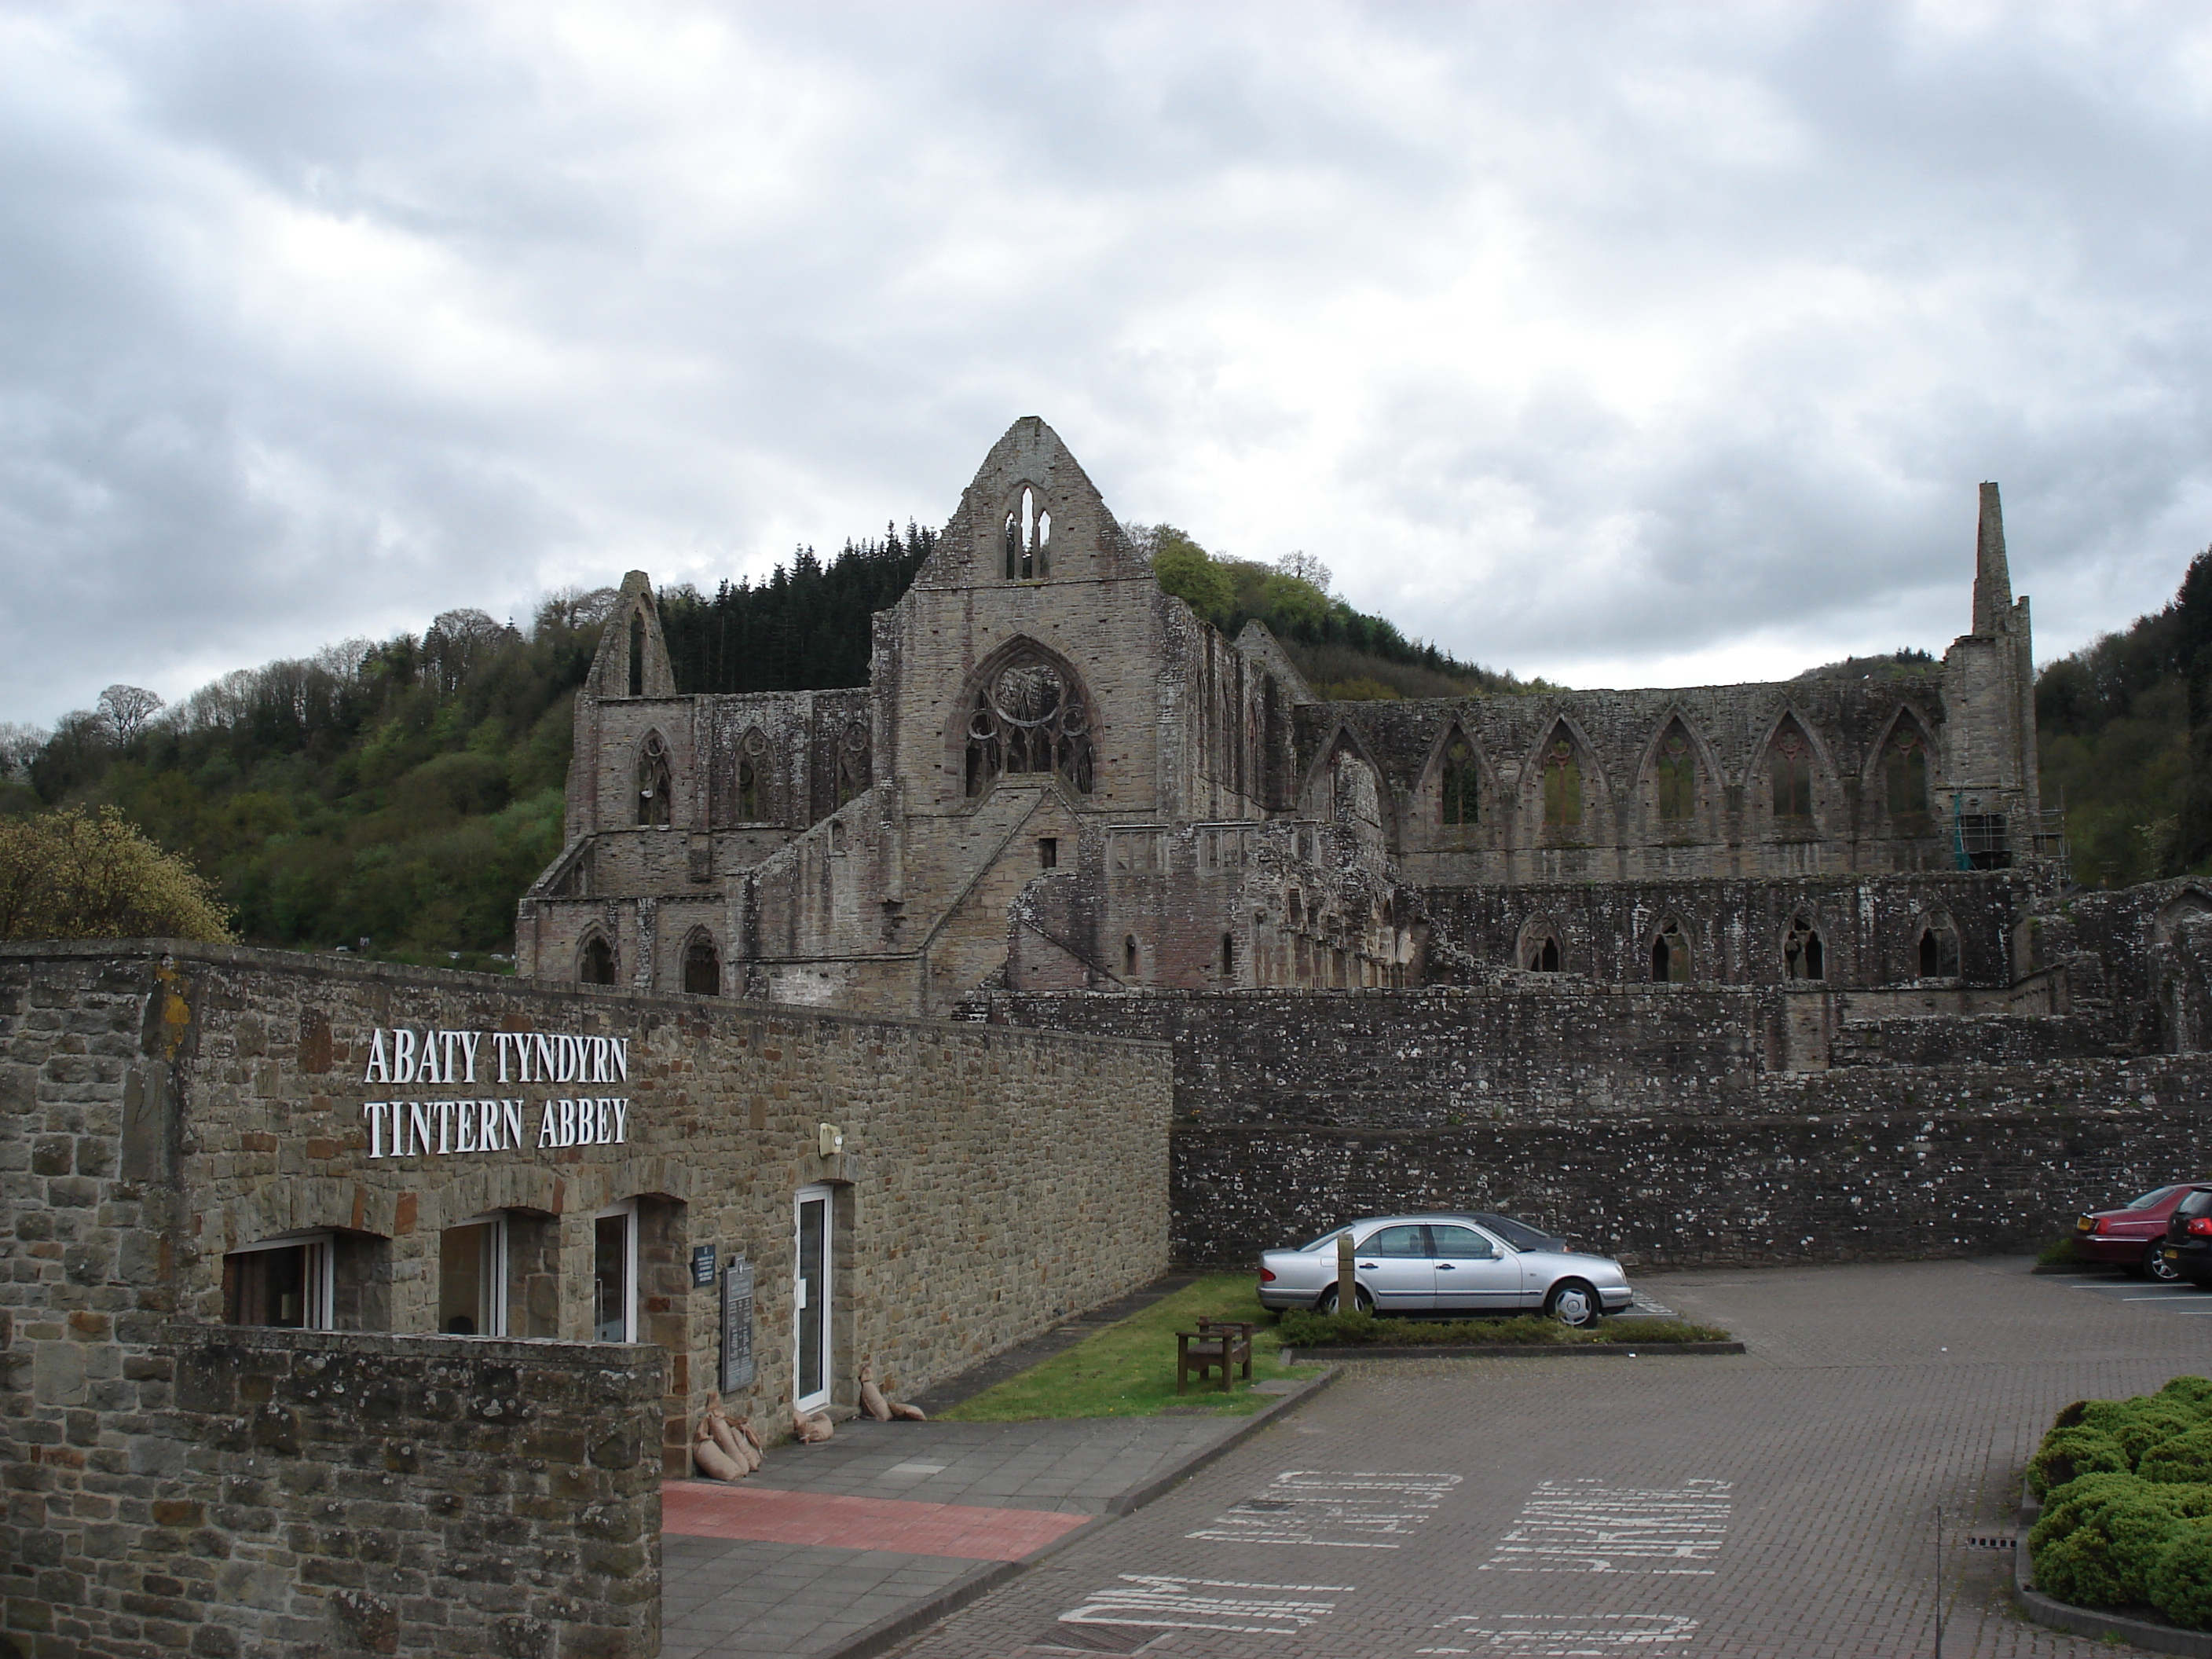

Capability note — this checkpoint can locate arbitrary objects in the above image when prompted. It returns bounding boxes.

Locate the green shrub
[2030,1478,2199,1606]
[2030,1426,2130,1498]
[1273,1309,1730,1348]
[2037,1525,2134,1607]
[2037,1232,2082,1266]
[2151,1521,2212,1628]
[2031,1472,2151,1554]
[2163,1377,2212,1409]
[2141,1428,2212,1485]
[2117,1406,2207,1466]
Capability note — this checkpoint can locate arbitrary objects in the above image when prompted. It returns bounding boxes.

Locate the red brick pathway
[662,1480,1091,1560]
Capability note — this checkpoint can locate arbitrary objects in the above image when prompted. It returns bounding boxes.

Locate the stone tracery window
[1656,723,1697,822]
[1440,731,1480,827]
[736,728,771,821]
[580,935,616,985]
[1770,720,1814,821]
[1522,925,1563,972]
[965,655,1093,797]
[1003,486,1052,580]
[836,722,871,807]
[1783,914,1826,981]
[1650,920,1690,983]
[1541,731,1582,827]
[635,733,672,826]
[1885,721,1930,819]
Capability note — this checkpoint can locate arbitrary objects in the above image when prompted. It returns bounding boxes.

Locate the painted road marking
[1188,1470,1462,1547]
[1415,1613,1701,1654]
[1056,1575,1353,1635]
[1479,1479,1732,1574]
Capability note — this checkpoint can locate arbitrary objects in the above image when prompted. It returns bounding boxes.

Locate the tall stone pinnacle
[1973,481,2013,637]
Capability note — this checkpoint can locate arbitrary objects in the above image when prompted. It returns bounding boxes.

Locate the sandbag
[694,1433,743,1481]
[859,1359,892,1423]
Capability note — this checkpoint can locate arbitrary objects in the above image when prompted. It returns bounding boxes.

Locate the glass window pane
[594,1214,630,1342]
[1429,1226,1496,1259]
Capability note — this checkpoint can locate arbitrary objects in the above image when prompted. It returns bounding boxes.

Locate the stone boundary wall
[1174,1056,2212,1270]
[980,987,2212,1270]
[2,941,1171,1657]
[0,1327,662,1659]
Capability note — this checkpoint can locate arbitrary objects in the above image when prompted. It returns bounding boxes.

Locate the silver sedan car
[1256,1214,1635,1328]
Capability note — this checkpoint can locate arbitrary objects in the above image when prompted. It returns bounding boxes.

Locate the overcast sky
[5,1,2211,725]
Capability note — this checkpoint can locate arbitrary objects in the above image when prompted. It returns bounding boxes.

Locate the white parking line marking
[1418,1613,1702,1654]
[1057,1575,1353,1635]
[1479,1479,1733,1574]
[1188,1470,1462,1548]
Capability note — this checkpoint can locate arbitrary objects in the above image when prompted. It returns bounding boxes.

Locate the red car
[2075,1185,2212,1280]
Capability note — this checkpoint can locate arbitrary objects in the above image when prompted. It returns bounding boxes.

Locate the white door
[794,1186,833,1412]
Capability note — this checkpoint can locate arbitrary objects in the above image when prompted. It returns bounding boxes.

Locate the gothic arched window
[1541,731,1582,827]
[836,722,870,807]
[628,611,644,698]
[635,734,672,827]
[1440,732,1480,827]
[965,656,1093,797]
[683,933,720,996]
[1770,720,1814,821]
[1003,486,1052,580]
[1522,925,1563,972]
[1656,723,1697,822]
[580,935,616,985]
[736,728,771,822]
[1784,914,1826,981]
[1650,921,1690,983]
[1917,917,1960,978]
[1885,722,1930,819]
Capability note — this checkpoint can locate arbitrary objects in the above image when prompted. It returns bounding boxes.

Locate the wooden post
[1336,1229,1357,1313]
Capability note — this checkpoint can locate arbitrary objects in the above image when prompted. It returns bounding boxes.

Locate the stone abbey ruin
[516,416,2212,1272]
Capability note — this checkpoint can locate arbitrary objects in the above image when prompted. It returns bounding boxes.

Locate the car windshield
[1300,1228,1352,1252]
[2125,1186,2182,1210]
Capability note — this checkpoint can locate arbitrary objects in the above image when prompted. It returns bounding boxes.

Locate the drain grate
[1964,1535,2017,1550]
[1030,1624,1158,1654]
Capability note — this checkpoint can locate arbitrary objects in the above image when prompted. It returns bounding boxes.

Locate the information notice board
[720,1257,755,1393]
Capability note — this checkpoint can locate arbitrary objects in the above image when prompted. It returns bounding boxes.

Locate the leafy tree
[1152,526,1236,624]
[97,685,165,743]
[0,806,235,941]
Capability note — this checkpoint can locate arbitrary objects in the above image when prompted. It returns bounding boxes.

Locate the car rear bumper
[2075,1234,2159,1266]
[1257,1284,1312,1309]
[2163,1242,2212,1283]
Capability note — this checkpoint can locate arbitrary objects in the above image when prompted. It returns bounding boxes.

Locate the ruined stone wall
[0,1328,663,1659]
[1416,870,2027,987]
[1306,672,1963,884]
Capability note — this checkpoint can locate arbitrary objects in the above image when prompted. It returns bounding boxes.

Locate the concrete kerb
[1281,1340,1745,1361]
[2012,1484,2212,1657]
[811,1365,1343,1659]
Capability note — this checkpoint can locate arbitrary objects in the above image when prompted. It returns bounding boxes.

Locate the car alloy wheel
[1318,1283,1373,1314]
[2147,1244,2184,1284]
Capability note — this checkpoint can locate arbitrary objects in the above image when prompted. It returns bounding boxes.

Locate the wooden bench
[1177,1319,1255,1393]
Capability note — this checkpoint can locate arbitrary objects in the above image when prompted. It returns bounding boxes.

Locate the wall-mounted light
[818,1123,844,1157]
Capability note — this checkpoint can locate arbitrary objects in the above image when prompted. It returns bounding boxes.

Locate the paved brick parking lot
[883,1258,2212,1659]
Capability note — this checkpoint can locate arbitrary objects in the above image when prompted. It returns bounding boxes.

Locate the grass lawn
[939,1274,1297,1422]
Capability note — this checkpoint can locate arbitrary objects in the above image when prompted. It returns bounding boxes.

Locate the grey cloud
[3,1,2211,720]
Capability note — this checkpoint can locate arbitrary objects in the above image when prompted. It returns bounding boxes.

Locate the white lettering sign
[364,1096,623,1160]
[360,1026,628,1088]
[357,1026,632,1162]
